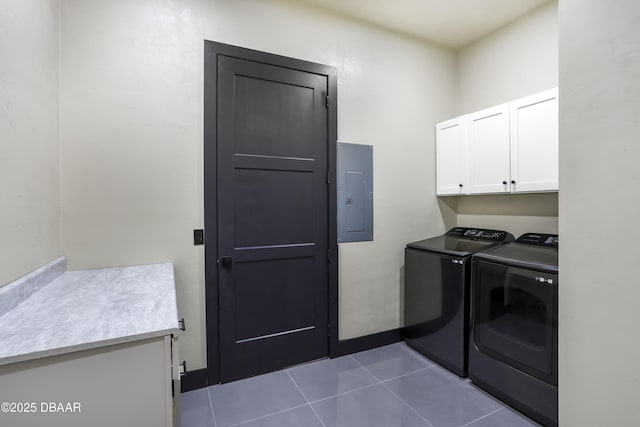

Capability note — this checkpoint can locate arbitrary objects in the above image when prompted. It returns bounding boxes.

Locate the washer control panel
[446,227,511,241]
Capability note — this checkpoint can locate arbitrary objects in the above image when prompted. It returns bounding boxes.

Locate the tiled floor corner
[181,342,541,427]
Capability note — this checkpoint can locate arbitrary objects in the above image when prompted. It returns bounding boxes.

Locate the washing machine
[403,227,514,377]
[469,233,558,427]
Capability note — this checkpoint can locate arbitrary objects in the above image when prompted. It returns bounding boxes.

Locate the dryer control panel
[516,233,558,247]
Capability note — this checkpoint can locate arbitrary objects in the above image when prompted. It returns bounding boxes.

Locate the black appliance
[469,233,558,427]
[403,227,514,377]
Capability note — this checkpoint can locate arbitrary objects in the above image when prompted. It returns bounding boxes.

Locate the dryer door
[472,260,557,385]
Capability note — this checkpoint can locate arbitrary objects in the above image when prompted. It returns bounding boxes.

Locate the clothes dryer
[470,233,558,427]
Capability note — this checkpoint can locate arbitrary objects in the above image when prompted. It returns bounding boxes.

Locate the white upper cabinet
[436,117,467,195]
[467,103,511,194]
[510,88,559,193]
[435,88,559,196]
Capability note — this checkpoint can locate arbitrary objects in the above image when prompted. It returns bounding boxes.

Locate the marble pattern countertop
[0,260,180,366]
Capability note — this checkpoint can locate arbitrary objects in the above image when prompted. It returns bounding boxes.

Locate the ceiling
[291,0,552,49]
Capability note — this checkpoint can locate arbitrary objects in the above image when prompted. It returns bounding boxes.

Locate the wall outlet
[193,229,204,245]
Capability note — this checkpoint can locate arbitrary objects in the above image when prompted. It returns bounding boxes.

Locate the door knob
[221,256,233,267]
[511,180,516,184]
[502,180,507,185]
[459,184,463,188]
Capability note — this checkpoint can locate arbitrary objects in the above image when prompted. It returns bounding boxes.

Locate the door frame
[204,41,338,384]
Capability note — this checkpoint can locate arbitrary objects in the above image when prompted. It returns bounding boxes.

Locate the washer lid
[473,242,558,273]
[407,228,514,258]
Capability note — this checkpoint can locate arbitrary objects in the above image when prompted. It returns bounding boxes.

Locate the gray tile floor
[181,342,540,427]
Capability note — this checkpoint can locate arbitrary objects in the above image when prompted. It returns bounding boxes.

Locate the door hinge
[325,95,329,108]
[327,249,331,262]
[327,171,330,184]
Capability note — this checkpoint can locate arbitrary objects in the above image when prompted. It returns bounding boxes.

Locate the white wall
[559,0,640,424]
[452,1,558,237]
[457,193,558,238]
[456,1,558,115]
[59,0,456,368]
[0,0,60,287]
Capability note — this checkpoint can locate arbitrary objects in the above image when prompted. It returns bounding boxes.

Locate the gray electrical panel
[337,142,373,243]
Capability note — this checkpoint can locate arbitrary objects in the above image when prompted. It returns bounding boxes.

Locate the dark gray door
[217,55,329,382]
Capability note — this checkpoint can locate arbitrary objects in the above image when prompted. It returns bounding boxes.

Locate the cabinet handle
[459,184,463,188]
[511,180,516,184]
[502,180,507,185]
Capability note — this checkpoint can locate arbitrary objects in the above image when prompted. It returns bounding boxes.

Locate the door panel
[233,256,317,342]
[436,117,467,195]
[233,168,315,247]
[217,55,329,382]
[403,248,469,376]
[510,88,559,192]
[467,104,511,194]
[345,171,366,232]
[234,75,317,159]
[473,260,557,384]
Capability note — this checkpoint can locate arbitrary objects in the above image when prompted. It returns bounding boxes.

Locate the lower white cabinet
[435,87,558,196]
[0,335,180,427]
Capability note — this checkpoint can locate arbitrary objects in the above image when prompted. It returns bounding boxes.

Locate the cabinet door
[436,116,467,195]
[467,104,511,194]
[510,88,558,193]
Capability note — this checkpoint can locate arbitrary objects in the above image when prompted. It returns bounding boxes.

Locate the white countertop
[0,261,180,366]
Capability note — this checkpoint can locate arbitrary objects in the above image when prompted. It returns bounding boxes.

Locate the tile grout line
[460,407,505,427]
[307,401,328,427]
[350,354,435,427]
[380,365,434,383]
[206,386,218,427]
[307,381,379,404]
[284,369,310,402]
[348,354,381,382]
[285,370,327,427]
[228,403,310,427]
[348,355,378,381]
[379,382,436,427]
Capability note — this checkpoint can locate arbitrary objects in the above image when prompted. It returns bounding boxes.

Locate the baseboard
[183,329,402,391]
[180,368,208,393]
[331,328,402,358]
